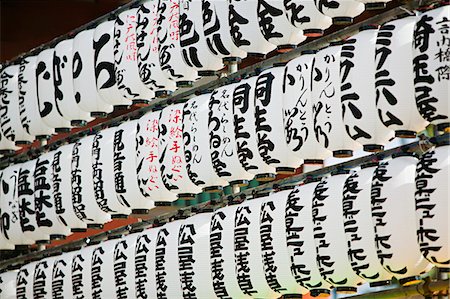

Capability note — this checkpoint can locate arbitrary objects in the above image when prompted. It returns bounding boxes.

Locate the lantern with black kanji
[284,0,332,37]
[31,257,55,298]
[89,239,119,298]
[134,228,160,298]
[0,270,17,299]
[112,233,140,298]
[52,252,75,298]
[16,261,35,299]
[71,245,96,299]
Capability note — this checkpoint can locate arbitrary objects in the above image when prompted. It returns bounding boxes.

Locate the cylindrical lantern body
[315,0,364,24]
[113,233,139,298]
[371,155,432,284]
[183,94,228,192]
[0,270,17,299]
[375,16,429,138]
[179,0,224,74]
[313,173,365,292]
[157,0,199,85]
[71,247,95,299]
[159,103,201,197]
[92,127,132,217]
[136,111,177,203]
[16,262,35,299]
[72,29,113,117]
[72,136,111,227]
[52,252,75,299]
[18,56,54,139]
[90,239,118,299]
[136,0,177,94]
[284,0,332,36]
[413,5,450,129]
[312,44,361,157]
[134,228,160,298]
[341,28,394,152]
[208,84,254,185]
[415,144,450,269]
[343,166,393,285]
[286,182,333,296]
[32,257,55,299]
[54,39,93,126]
[232,77,276,180]
[94,20,133,107]
[255,67,303,173]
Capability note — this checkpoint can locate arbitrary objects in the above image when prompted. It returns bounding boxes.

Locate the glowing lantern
[0,270,17,299]
[16,262,35,299]
[32,257,55,298]
[315,0,364,25]
[52,252,75,299]
[283,0,332,37]
[134,228,160,298]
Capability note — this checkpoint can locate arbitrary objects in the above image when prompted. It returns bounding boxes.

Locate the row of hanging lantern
[0,140,447,298]
[0,0,394,150]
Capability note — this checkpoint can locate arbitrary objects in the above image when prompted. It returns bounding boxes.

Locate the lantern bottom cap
[223,56,242,64]
[198,70,218,77]
[203,185,224,193]
[333,150,353,158]
[365,2,387,9]
[133,99,150,107]
[369,280,392,287]
[36,135,51,140]
[335,286,358,294]
[304,29,324,37]
[176,81,194,88]
[247,52,266,59]
[131,209,151,215]
[50,234,66,240]
[277,44,297,53]
[71,228,87,233]
[255,173,277,182]
[111,214,129,219]
[14,245,30,251]
[107,234,123,240]
[155,90,173,98]
[332,17,353,25]
[363,144,384,152]
[71,120,87,127]
[35,239,50,244]
[437,122,450,132]
[15,140,31,146]
[177,193,197,200]
[55,127,71,133]
[309,288,331,297]
[154,201,173,207]
[114,104,130,110]
[91,112,108,118]
[280,294,303,298]
[0,149,15,156]
[399,276,423,286]
[87,223,104,229]
[229,179,249,187]
[395,130,417,138]
[438,267,450,273]
[304,159,324,165]
[276,167,296,175]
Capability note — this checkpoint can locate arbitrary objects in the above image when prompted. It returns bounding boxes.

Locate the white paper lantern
[342,164,393,286]
[0,169,15,250]
[52,252,75,299]
[71,136,111,228]
[51,143,87,232]
[115,120,157,212]
[72,29,114,118]
[136,111,177,203]
[183,94,228,192]
[315,0,364,25]
[228,0,276,56]
[285,181,333,297]
[157,0,199,87]
[136,0,177,97]
[16,262,35,299]
[92,127,132,217]
[255,66,304,174]
[115,9,155,105]
[94,20,133,107]
[36,48,72,132]
[159,103,201,199]
[112,233,140,298]
[415,143,450,269]
[32,257,55,299]
[134,228,160,298]
[371,154,432,286]
[71,246,95,299]
[18,56,54,140]
[208,83,254,186]
[54,39,93,127]
[312,44,361,157]
[232,76,276,181]
[0,270,17,299]
[284,0,332,37]
[90,239,118,299]
[0,65,34,144]
[313,172,365,293]
[413,5,450,130]
[341,27,394,152]
[375,15,429,138]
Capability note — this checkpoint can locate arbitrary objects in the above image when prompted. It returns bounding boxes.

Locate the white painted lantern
[72,29,114,118]
[134,228,160,298]
[284,0,332,37]
[32,257,55,299]
[112,233,140,298]
[52,252,75,299]
[313,172,365,293]
[413,5,450,130]
[315,0,364,25]
[71,246,95,299]
[90,239,118,299]
[0,270,17,299]
[375,15,429,138]
[0,169,16,250]
[16,262,35,299]
[341,27,394,152]
[371,154,432,285]
[159,103,201,199]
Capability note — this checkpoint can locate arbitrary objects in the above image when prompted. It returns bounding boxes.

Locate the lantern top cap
[359,24,379,31]
[300,49,317,55]
[391,152,419,159]
[361,161,379,169]
[329,40,345,46]
[303,176,322,184]
[273,62,287,67]
[331,168,350,175]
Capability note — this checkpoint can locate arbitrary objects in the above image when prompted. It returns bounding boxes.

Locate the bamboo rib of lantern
[0,133,447,272]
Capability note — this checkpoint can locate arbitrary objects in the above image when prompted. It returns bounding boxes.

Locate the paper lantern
[341,27,394,152]
[54,39,93,127]
[0,270,17,299]
[18,56,54,140]
[115,8,155,105]
[71,136,111,228]
[134,228,160,298]
[157,0,199,87]
[413,5,450,130]
[228,0,276,56]
[112,233,140,298]
[255,67,303,173]
[375,15,429,138]
[92,127,132,217]
[16,262,35,299]
[72,29,114,118]
[313,172,365,293]
[52,143,87,232]
[232,76,276,181]
[208,83,254,186]
[94,20,133,107]
[342,164,393,286]
[371,154,432,286]
[136,111,177,203]
[115,120,157,212]
[72,246,95,299]
[415,142,450,269]
[283,52,331,165]
[52,252,75,299]
[315,0,364,25]
[32,257,55,299]
[90,239,118,299]
[312,43,361,157]
[285,181,333,297]
[283,0,332,37]
[0,65,34,144]
[179,0,224,76]
[201,0,247,63]
[0,169,15,250]
[136,0,177,97]
[183,95,228,192]
[36,48,72,132]
[356,0,392,10]
[159,103,201,199]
